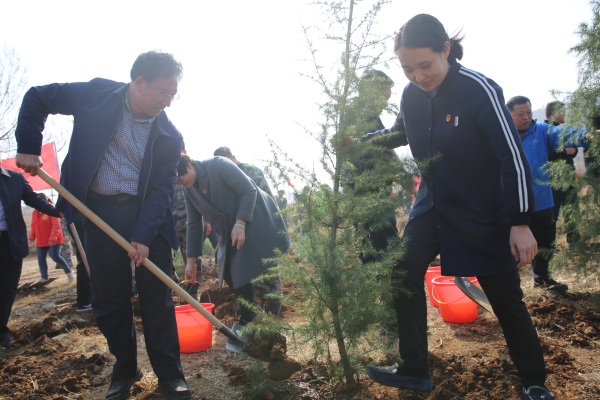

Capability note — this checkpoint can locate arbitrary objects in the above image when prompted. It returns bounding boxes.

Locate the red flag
[1,143,61,190]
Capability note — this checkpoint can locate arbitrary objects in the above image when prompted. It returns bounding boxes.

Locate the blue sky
[1,0,593,190]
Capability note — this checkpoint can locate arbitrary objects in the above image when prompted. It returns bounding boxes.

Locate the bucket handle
[200,289,212,305]
[178,278,212,305]
[431,278,469,305]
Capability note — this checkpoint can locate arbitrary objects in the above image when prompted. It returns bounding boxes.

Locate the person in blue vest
[0,167,61,350]
[363,14,554,400]
[14,51,191,400]
[507,96,574,292]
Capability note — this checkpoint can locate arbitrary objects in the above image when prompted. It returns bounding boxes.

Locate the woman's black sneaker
[366,363,433,391]
[534,277,568,292]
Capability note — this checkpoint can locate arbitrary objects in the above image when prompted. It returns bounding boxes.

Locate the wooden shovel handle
[36,169,229,331]
[69,222,91,277]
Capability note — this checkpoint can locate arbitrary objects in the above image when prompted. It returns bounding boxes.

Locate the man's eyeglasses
[152,87,180,102]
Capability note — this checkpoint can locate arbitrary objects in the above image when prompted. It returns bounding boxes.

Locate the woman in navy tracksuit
[365,14,554,400]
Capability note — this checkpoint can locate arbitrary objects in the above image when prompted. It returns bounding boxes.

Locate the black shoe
[158,378,192,399]
[534,277,568,292]
[366,363,433,391]
[76,303,93,312]
[106,369,143,400]
[264,299,282,315]
[0,336,15,350]
[522,385,555,400]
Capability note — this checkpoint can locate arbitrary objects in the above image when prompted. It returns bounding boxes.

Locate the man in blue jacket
[14,51,191,400]
[507,96,572,292]
[0,167,61,350]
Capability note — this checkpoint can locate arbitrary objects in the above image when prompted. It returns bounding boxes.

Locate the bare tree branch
[0,45,28,154]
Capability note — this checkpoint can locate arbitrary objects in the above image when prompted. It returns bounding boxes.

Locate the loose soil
[1,252,599,400]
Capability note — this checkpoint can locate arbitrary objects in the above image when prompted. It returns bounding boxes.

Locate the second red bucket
[431,276,478,323]
[425,266,442,307]
[175,303,215,353]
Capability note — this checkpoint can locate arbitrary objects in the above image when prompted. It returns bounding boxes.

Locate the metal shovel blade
[454,277,493,313]
[224,323,249,356]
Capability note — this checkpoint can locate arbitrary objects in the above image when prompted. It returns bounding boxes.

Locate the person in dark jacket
[0,167,61,349]
[14,51,191,400]
[544,101,577,234]
[363,14,554,400]
[213,146,275,198]
[342,69,401,264]
[177,154,290,326]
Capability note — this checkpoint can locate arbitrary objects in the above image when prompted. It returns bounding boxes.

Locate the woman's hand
[509,225,538,267]
[231,220,246,249]
[185,257,199,284]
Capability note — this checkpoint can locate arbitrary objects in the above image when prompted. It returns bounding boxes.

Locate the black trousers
[360,215,398,264]
[552,188,567,222]
[67,220,92,307]
[392,210,546,387]
[0,233,22,341]
[529,208,556,281]
[85,196,183,381]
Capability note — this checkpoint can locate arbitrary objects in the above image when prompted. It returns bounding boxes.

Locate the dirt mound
[1,325,109,399]
[528,295,599,347]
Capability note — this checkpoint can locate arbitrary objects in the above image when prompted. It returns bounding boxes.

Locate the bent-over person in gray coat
[176,154,290,326]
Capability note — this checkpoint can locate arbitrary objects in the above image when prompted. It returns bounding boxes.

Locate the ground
[1,253,599,400]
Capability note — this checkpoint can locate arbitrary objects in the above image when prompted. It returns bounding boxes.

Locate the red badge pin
[446,114,451,122]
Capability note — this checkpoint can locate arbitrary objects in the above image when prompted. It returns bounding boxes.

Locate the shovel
[453,277,494,313]
[36,169,247,354]
[69,222,91,277]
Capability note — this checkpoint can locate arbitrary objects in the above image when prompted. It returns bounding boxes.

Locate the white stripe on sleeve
[459,68,529,212]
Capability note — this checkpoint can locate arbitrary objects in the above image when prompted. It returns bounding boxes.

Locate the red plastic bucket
[425,266,442,307]
[175,303,215,353]
[431,276,478,323]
